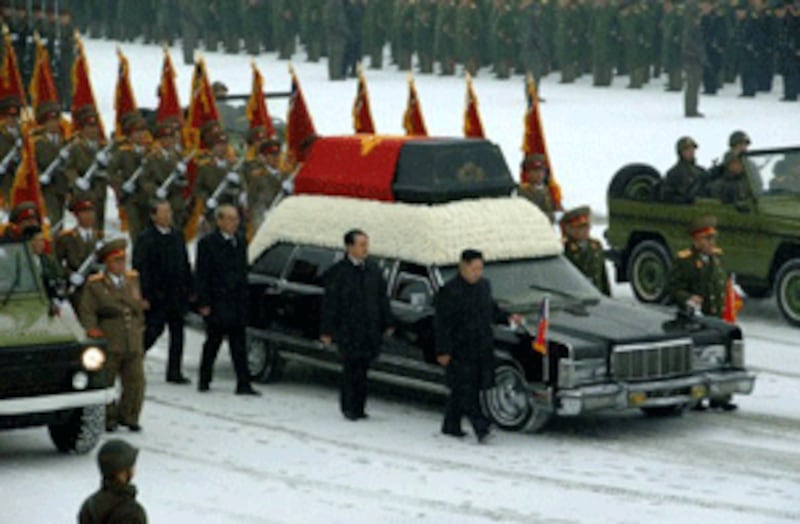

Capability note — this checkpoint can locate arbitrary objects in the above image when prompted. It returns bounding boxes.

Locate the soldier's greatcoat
[564,238,611,296]
[667,246,727,317]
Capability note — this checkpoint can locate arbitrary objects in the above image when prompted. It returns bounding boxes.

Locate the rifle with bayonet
[205,156,247,211]
[155,149,197,200]
[38,140,75,186]
[0,137,22,176]
[74,141,115,192]
[120,157,149,197]
[66,240,104,292]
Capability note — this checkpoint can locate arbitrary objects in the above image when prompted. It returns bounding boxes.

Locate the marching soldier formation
[2,2,798,101]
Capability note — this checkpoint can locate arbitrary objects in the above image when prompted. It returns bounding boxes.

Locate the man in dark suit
[133,200,193,385]
[321,229,393,421]
[194,204,259,396]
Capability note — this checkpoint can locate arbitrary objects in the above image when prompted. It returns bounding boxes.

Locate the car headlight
[81,346,106,371]
[559,358,607,388]
[693,344,727,369]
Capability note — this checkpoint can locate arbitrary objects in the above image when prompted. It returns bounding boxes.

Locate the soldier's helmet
[212,81,228,98]
[676,136,699,155]
[729,130,750,148]
[97,439,139,478]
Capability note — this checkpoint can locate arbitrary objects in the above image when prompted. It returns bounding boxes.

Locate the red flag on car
[246,61,277,138]
[722,274,744,324]
[463,73,484,139]
[286,65,317,164]
[352,67,375,134]
[522,74,561,209]
[532,296,549,355]
[403,75,427,137]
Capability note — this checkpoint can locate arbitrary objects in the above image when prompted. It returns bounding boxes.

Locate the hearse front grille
[611,339,693,382]
[0,344,83,399]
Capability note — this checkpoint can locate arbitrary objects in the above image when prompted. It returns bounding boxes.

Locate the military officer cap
[96,238,128,263]
[69,199,95,214]
[259,139,282,156]
[73,105,99,129]
[561,205,591,227]
[676,136,699,154]
[97,439,139,478]
[9,201,39,224]
[246,126,268,145]
[729,130,750,147]
[688,215,718,237]
[0,95,22,117]
[522,153,548,170]
[35,101,61,124]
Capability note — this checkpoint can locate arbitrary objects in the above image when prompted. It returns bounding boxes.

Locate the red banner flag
[532,296,549,355]
[722,274,744,324]
[183,56,220,151]
[1,25,28,108]
[28,34,60,113]
[523,74,561,209]
[246,61,276,138]
[156,47,183,126]
[10,131,47,222]
[113,48,139,138]
[71,33,107,140]
[463,73,485,139]
[403,75,427,136]
[352,67,375,134]
[286,66,317,164]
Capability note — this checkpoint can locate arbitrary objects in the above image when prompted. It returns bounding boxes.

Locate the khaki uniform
[564,238,611,296]
[140,144,187,229]
[107,142,148,242]
[667,246,726,317]
[193,155,245,219]
[34,131,71,226]
[65,138,108,233]
[79,270,146,428]
[242,159,283,234]
[55,227,103,308]
[518,183,555,223]
[0,125,21,205]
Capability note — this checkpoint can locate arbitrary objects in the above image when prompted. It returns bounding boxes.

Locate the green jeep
[606,146,800,326]
[0,241,111,453]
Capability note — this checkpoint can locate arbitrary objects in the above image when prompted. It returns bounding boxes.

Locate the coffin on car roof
[248,195,561,266]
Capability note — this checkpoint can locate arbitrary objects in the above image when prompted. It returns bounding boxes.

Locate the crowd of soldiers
[3,1,799,102]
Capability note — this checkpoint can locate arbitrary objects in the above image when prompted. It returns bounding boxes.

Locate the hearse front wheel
[481,363,551,433]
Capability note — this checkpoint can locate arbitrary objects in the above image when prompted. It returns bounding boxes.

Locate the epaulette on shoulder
[712,247,724,255]
[677,249,692,259]
[88,273,104,283]
[125,269,139,278]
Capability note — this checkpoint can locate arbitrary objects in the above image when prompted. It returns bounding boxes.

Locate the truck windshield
[751,150,800,196]
[438,256,602,310]
[0,243,39,297]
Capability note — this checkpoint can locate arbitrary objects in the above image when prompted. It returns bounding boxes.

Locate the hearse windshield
[439,255,602,310]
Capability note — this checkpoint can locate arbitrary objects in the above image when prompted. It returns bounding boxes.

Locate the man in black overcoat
[194,204,259,396]
[435,249,519,443]
[321,229,393,421]
[133,200,193,384]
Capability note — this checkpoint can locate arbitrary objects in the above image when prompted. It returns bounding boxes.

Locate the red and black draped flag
[286,65,317,164]
[156,46,183,127]
[352,67,375,134]
[532,296,549,355]
[523,74,561,209]
[722,274,744,324]
[403,75,427,136]
[71,33,107,140]
[463,73,484,139]
[245,61,277,139]
[113,47,139,139]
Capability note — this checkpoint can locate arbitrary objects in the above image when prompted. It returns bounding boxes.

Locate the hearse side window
[251,243,295,278]
[287,246,338,287]
[393,272,434,308]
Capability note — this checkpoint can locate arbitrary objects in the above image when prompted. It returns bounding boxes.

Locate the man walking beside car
[195,204,260,396]
[435,249,520,443]
[321,229,393,421]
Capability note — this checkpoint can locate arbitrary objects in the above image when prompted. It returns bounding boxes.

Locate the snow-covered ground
[2,39,799,523]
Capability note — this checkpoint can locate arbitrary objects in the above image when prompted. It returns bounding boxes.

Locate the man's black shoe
[167,375,191,385]
[442,428,467,438]
[691,402,708,411]
[198,383,210,392]
[357,412,369,420]
[710,399,738,411]
[106,423,118,433]
[235,387,261,396]
[122,423,142,432]
[343,411,360,421]
[477,430,494,444]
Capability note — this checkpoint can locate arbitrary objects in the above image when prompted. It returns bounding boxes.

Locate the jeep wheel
[775,260,800,326]
[481,363,550,432]
[628,240,672,303]
[247,333,284,383]
[48,405,104,454]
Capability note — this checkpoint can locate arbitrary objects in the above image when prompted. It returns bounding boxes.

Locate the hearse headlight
[81,346,106,371]
[730,340,745,368]
[693,344,726,369]
[558,358,606,388]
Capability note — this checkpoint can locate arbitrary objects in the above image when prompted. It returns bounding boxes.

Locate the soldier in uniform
[78,439,147,524]
[414,0,437,74]
[662,136,707,203]
[736,2,761,97]
[177,0,204,64]
[243,138,284,235]
[363,0,391,69]
[55,199,102,309]
[0,201,41,243]
[394,0,416,71]
[661,0,684,91]
[701,0,727,95]
[667,215,737,410]
[682,0,707,118]
[65,106,110,234]
[301,0,325,62]
[24,224,63,301]
[490,0,515,79]
[775,1,800,101]
[517,154,555,223]
[435,0,458,75]
[518,0,548,87]
[107,112,149,243]
[274,0,299,60]
[0,95,22,207]
[726,129,762,191]
[561,206,611,296]
[707,152,751,203]
[456,0,482,76]
[79,239,147,432]
[324,0,351,79]
[34,101,70,227]
[591,0,616,87]
[139,122,188,230]
[193,130,245,225]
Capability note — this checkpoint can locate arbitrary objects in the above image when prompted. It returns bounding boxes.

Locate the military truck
[0,241,111,453]
[606,146,800,326]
